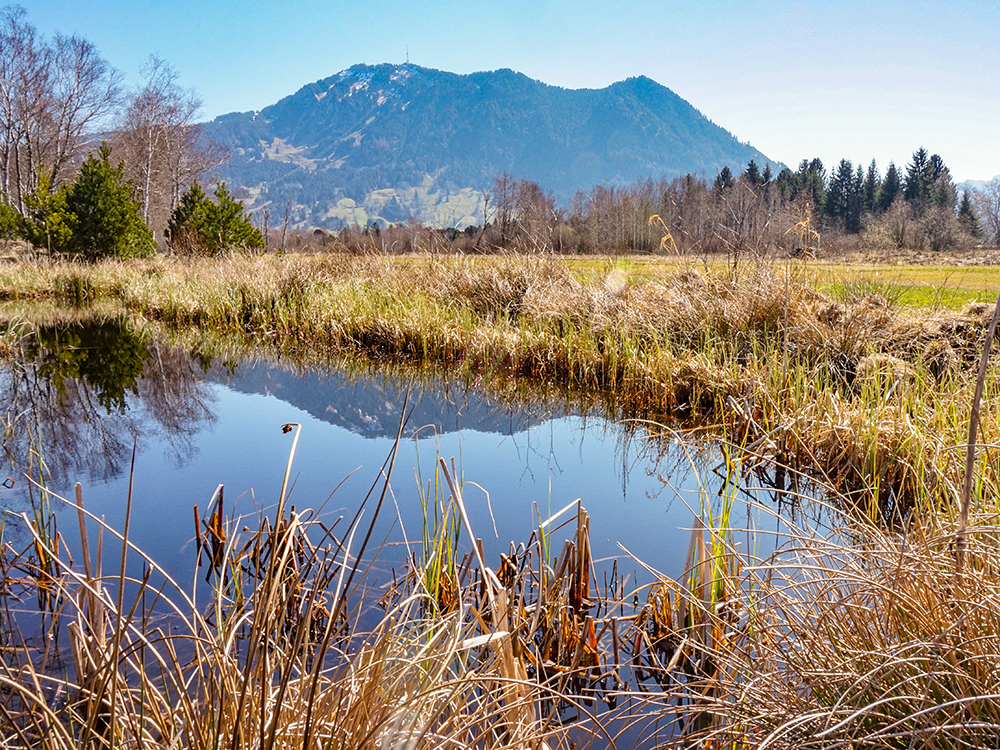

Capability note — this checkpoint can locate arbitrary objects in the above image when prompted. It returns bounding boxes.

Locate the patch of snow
[315,91,327,102]
[390,67,412,82]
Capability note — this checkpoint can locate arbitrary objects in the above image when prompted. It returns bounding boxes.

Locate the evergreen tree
[825,159,854,227]
[794,158,826,212]
[931,166,957,210]
[878,162,902,213]
[775,167,796,200]
[167,180,264,255]
[762,164,772,184]
[0,200,22,240]
[713,166,735,195]
[743,160,763,187]
[958,190,982,239]
[862,159,880,215]
[22,171,74,253]
[904,147,931,203]
[62,145,156,260]
[848,163,864,233]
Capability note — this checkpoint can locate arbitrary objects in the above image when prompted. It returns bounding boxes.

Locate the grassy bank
[1,253,996,516]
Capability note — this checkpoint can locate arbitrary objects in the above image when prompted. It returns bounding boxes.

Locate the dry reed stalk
[956,293,1000,572]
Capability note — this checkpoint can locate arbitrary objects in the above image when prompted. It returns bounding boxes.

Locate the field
[0,251,999,748]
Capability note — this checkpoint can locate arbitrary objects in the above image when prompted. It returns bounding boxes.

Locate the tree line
[0,5,261,259]
[314,153,992,258]
[476,149,987,257]
[0,4,994,261]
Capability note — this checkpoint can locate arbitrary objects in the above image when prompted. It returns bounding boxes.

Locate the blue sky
[22,0,1000,182]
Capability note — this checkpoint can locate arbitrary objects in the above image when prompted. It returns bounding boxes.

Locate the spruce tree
[743,160,763,187]
[63,144,155,260]
[825,159,854,227]
[878,162,902,213]
[958,190,982,240]
[848,163,864,233]
[714,166,735,194]
[167,180,264,255]
[22,171,73,253]
[862,159,880,215]
[794,159,826,212]
[904,147,930,202]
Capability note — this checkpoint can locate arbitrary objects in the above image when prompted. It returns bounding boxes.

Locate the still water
[0,318,780,591]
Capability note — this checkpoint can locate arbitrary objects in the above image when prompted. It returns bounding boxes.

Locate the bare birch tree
[114,55,224,242]
[0,6,121,211]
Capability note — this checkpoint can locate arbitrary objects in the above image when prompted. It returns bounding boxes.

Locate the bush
[166,181,264,255]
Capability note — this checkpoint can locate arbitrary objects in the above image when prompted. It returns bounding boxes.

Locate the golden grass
[0,252,997,518]
[1,437,621,749]
[655,501,1000,748]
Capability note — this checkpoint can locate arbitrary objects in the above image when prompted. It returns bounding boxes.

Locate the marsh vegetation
[0,252,998,748]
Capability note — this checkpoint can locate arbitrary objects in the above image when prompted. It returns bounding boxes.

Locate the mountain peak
[205,64,779,230]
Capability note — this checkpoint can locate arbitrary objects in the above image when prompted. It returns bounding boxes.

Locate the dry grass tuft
[660,506,1000,749]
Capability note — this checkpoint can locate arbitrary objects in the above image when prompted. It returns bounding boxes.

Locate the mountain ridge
[203,63,781,229]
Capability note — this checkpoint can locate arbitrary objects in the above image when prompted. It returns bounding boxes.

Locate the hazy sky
[22,0,1000,182]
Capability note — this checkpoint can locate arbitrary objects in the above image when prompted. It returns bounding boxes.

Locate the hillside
[203,64,780,229]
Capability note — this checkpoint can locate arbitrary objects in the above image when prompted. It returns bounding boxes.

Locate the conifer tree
[166,180,264,255]
[904,147,931,203]
[63,145,156,260]
[22,171,74,253]
[878,162,902,213]
[862,159,880,215]
[825,159,854,227]
[958,190,982,240]
[713,166,735,195]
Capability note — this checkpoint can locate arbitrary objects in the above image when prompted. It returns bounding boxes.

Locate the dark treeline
[301,151,994,258]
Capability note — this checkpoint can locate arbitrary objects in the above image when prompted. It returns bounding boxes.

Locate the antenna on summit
[406,46,409,64]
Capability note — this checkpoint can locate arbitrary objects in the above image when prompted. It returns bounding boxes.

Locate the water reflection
[1,319,215,485]
[218,360,552,439]
[0,315,794,594]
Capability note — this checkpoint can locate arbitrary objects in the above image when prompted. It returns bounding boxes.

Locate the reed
[1,429,619,748]
[1,405,999,747]
[649,496,1000,748]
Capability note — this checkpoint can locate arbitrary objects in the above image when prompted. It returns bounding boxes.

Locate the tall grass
[651,495,1000,748]
[1,253,995,516]
[1,430,621,748]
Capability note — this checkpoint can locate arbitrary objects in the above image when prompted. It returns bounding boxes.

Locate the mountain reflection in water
[0,317,738,588]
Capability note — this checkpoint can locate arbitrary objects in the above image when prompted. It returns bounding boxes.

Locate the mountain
[955,176,999,195]
[203,63,781,230]
[212,362,553,440]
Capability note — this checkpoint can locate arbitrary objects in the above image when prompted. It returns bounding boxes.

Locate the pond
[0,315,801,609]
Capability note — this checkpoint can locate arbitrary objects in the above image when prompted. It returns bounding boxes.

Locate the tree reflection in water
[1,318,216,488]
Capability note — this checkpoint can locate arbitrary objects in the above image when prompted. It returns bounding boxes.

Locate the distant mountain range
[203,64,781,230]
[212,362,555,440]
[955,176,999,195]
